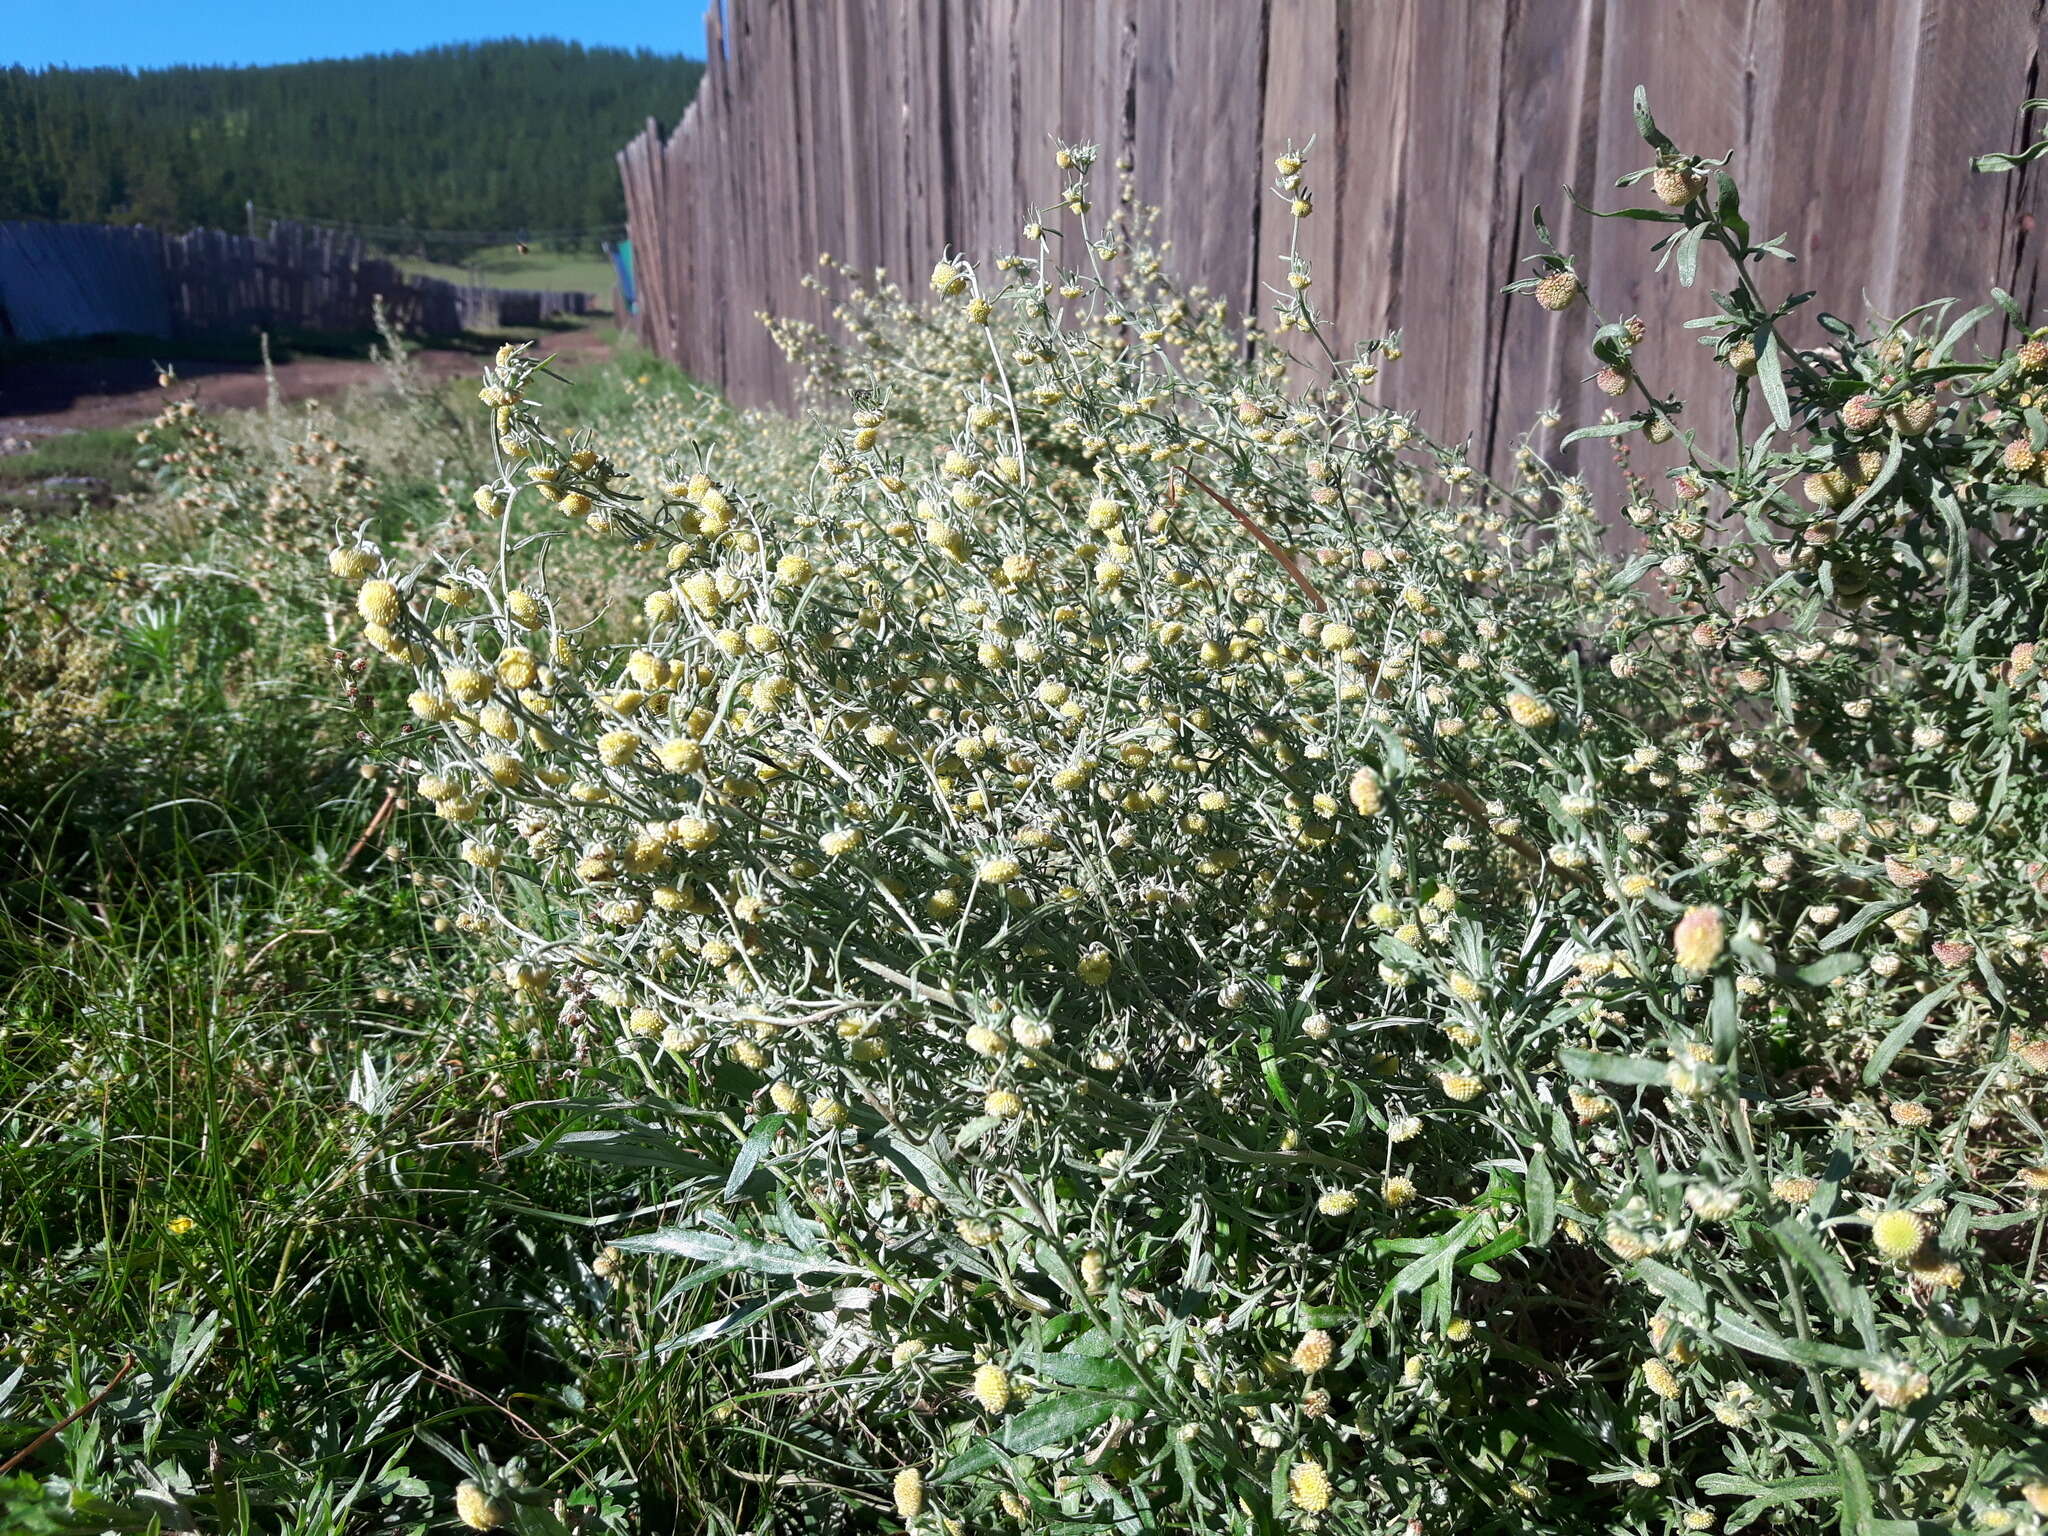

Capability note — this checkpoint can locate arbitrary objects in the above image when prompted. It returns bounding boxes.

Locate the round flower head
[1317,1188,1358,1217]
[1671,906,1726,973]
[1504,691,1556,728]
[1568,1086,1612,1123]
[1883,395,1936,434]
[356,578,402,628]
[977,854,1022,885]
[1859,1359,1931,1408]
[1291,1328,1333,1375]
[443,665,491,705]
[963,1023,1009,1058]
[1803,469,1853,509]
[670,815,719,851]
[971,1362,1011,1413]
[505,588,543,628]
[892,1467,925,1519]
[328,545,378,580]
[1870,1208,1926,1263]
[1533,271,1579,312]
[1288,1459,1333,1512]
[659,739,707,774]
[1651,164,1704,206]
[1348,765,1384,816]
[454,1481,506,1531]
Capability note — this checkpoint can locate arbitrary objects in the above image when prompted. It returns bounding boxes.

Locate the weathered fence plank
[619,0,2048,478]
[0,218,591,344]
[0,222,172,341]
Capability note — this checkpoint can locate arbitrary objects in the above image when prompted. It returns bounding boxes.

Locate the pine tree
[0,41,701,252]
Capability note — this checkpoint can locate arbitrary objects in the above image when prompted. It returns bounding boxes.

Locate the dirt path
[0,326,615,446]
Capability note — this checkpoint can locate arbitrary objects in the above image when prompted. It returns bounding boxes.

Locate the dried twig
[0,1355,135,1476]
[337,788,399,873]
[1180,469,1327,611]
[240,927,332,975]
[387,1342,572,1465]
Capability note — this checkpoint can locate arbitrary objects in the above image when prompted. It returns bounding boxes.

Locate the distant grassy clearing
[0,425,146,509]
[391,243,615,299]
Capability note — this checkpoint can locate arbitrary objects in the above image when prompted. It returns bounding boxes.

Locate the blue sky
[6,0,719,69]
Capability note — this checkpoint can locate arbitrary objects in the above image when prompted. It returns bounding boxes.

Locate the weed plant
[355,100,2048,1535]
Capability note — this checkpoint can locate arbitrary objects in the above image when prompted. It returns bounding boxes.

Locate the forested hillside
[0,41,701,246]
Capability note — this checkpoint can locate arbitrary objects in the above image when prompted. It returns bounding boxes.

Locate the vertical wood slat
[619,0,2048,480]
[1,217,588,343]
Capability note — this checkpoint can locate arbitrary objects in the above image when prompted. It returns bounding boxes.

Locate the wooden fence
[618,0,2048,473]
[0,218,591,344]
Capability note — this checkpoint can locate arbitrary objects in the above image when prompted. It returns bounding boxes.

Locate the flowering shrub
[358,103,2048,1533]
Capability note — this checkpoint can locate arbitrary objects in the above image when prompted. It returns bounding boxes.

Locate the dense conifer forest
[0,41,702,249]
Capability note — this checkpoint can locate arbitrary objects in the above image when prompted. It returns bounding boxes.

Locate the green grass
[390,245,616,300]
[0,790,657,1531]
[0,427,148,510]
[0,369,787,1534]
[546,342,707,428]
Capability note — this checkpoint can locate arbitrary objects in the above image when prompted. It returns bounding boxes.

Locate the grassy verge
[389,246,615,301]
[0,428,149,512]
[0,346,769,1534]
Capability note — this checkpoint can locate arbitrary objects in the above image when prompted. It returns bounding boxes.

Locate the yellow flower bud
[1291,1329,1333,1375]
[1288,1459,1332,1512]
[356,579,402,628]
[1871,1209,1926,1263]
[893,1467,925,1519]
[1671,906,1726,973]
[1348,765,1383,816]
[971,1362,1011,1413]
[454,1482,506,1530]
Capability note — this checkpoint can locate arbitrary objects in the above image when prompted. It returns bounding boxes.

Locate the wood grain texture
[619,0,2048,481]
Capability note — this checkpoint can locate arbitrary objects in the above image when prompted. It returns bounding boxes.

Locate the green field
[390,245,617,303]
[0,427,149,513]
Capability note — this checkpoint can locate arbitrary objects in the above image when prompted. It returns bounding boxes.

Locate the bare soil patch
[0,326,615,446]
